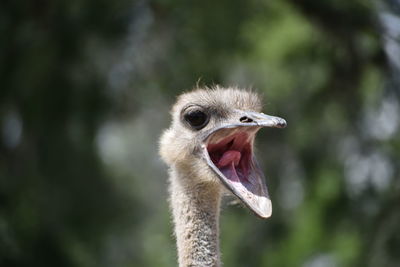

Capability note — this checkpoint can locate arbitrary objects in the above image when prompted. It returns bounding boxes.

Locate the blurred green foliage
[1,0,399,267]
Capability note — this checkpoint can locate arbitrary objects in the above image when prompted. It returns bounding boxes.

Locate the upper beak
[200,110,287,142]
[237,110,287,129]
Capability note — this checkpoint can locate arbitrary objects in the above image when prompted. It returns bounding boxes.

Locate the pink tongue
[217,150,241,168]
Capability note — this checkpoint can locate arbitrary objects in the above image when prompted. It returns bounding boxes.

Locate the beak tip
[278,118,287,128]
[255,198,272,219]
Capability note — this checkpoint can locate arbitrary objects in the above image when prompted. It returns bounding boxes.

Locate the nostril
[240,116,253,123]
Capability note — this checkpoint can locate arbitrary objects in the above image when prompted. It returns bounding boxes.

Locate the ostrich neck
[169,168,222,267]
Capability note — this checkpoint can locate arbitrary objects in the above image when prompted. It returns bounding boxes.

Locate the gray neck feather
[169,168,221,267]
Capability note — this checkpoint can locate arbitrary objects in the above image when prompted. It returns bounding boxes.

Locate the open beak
[200,111,286,218]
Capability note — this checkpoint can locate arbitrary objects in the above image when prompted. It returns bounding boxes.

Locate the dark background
[1,0,399,266]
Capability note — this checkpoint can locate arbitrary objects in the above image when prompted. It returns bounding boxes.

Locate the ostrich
[159,86,286,267]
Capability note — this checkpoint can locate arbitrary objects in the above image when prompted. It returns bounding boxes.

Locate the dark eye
[184,110,209,130]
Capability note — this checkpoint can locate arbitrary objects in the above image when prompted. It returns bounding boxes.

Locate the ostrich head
[160,86,286,218]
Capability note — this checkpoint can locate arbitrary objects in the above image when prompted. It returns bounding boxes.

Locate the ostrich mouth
[202,127,272,218]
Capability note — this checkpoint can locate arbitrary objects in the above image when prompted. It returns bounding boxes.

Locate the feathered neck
[169,168,221,267]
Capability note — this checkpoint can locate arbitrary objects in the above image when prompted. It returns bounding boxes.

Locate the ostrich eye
[184,110,209,130]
